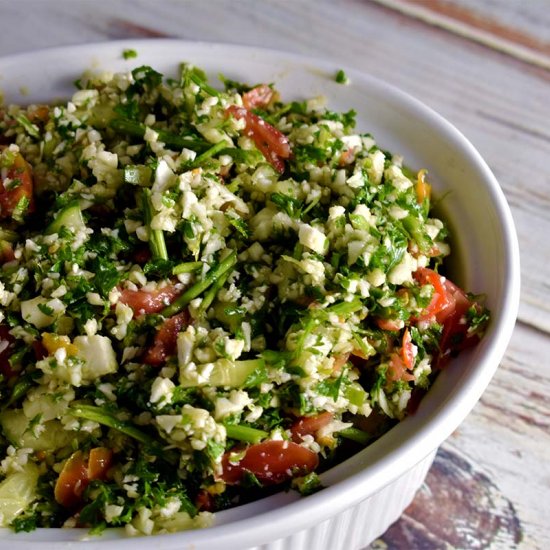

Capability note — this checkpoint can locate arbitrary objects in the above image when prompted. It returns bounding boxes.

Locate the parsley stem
[198,265,233,315]
[352,332,375,358]
[324,297,364,316]
[15,114,40,138]
[338,427,371,445]
[190,140,227,168]
[70,404,159,448]
[110,118,209,152]
[172,261,203,275]
[189,73,220,97]
[143,189,168,261]
[161,250,237,317]
[3,375,33,410]
[224,424,268,444]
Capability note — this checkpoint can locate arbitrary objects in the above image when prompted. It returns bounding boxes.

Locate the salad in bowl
[0,54,489,537]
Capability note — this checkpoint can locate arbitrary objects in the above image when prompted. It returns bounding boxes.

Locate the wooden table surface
[1,1,549,548]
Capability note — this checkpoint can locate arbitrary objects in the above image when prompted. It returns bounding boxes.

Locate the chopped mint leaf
[335,69,350,85]
[122,48,138,60]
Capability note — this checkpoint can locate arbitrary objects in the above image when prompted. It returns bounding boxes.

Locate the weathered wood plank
[372,0,550,68]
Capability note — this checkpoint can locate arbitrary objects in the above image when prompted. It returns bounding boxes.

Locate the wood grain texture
[372,0,550,68]
[1,0,549,547]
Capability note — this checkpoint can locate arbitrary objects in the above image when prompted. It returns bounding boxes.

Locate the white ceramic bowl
[0,40,520,549]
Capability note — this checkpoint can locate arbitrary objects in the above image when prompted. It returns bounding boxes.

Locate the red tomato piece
[226,105,291,173]
[32,339,48,361]
[220,440,319,486]
[131,246,152,265]
[437,279,479,363]
[290,412,333,443]
[195,489,215,512]
[118,284,181,317]
[385,329,416,383]
[413,267,453,323]
[242,85,274,110]
[143,311,190,366]
[338,148,355,167]
[55,448,114,509]
[387,353,415,383]
[87,447,113,480]
[401,328,415,370]
[331,353,350,373]
[0,152,35,220]
[376,317,403,332]
[414,270,481,366]
[54,451,90,508]
[0,325,15,379]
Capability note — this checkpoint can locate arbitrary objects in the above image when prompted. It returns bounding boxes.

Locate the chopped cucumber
[124,164,152,186]
[46,201,86,235]
[0,409,73,451]
[345,381,368,407]
[180,358,264,388]
[22,387,71,422]
[0,463,39,526]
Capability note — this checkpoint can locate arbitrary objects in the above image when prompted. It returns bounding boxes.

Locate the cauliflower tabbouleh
[0,61,489,535]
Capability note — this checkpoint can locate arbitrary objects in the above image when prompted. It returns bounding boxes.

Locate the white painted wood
[372,0,550,68]
[1,0,549,546]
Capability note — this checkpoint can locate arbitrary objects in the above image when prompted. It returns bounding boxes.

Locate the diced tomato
[414,269,482,366]
[385,328,416,383]
[32,339,48,361]
[226,105,291,173]
[143,311,190,366]
[413,267,454,323]
[195,489,215,512]
[331,353,350,373]
[242,84,274,110]
[437,279,480,364]
[290,412,333,443]
[387,352,415,383]
[401,328,415,370]
[55,448,113,509]
[376,317,403,332]
[118,284,181,317]
[54,451,89,508]
[0,325,15,379]
[220,440,318,486]
[338,148,355,167]
[131,246,152,265]
[0,152,35,220]
[87,447,113,480]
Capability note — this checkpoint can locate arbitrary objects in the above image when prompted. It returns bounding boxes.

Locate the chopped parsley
[0,59,489,537]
